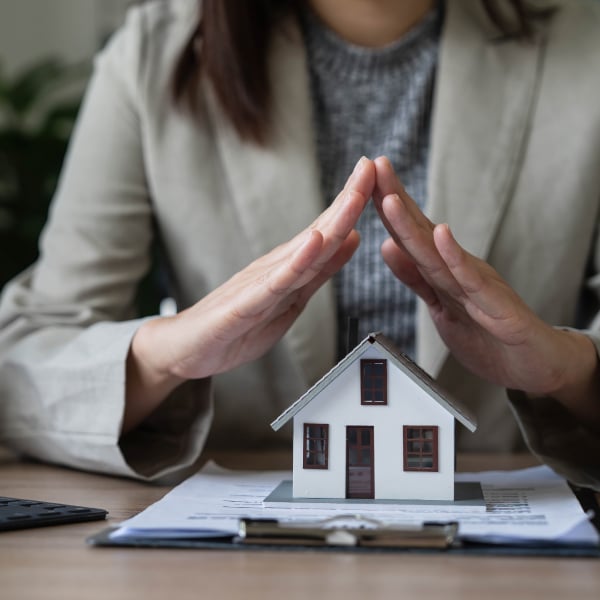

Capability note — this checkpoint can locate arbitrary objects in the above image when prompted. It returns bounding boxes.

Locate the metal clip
[237,515,460,549]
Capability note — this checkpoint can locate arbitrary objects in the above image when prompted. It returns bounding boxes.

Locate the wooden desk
[1,449,599,600]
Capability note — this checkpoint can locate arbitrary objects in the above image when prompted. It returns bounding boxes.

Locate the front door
[346,426,374,499]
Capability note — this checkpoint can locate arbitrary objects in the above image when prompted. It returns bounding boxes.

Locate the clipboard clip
[237,515,460,549]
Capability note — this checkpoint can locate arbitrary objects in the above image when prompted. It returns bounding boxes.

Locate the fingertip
[290,228,324,275]
[380,193,403,213]
[380,237,396,267]
[296,228,323,258]
[305,227,324,246]
[352,155,373,177]
[320,229,362,277]
[348,162,376,201]
[337,229,361,261]
[374,155,392,171]
[373,158,392,187]
[433,223,454,243]
[347,228,361,247]
[434,223,463,267]
[373,157,406,199]
[380,235,396,253]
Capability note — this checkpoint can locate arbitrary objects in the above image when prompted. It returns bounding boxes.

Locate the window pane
[308,453,325,466]
[361,360,387,405]
[407,441,421,452]
[304,424,328,469]
[403,426,438,471]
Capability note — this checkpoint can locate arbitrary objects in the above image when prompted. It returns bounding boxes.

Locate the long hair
[173,0,555,145]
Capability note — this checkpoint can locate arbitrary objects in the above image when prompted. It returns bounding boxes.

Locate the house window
[360,359,387,405]
[403,426,439,472]
[303,424,329,469]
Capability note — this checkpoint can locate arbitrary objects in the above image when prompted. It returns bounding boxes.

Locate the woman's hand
[373,156,600,425]
[122,157,376,432]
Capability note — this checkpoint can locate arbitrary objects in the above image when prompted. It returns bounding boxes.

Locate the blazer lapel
[203,19,337,386]
[417,0,549,375]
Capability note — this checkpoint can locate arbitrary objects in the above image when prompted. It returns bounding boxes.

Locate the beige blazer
[1,0,600,486]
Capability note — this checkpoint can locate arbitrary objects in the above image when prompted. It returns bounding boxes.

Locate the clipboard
[86,527,600,557]
[87,487,600,557]
[85,465,600,557]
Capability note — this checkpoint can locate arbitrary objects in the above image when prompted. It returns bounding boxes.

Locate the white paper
[110,463,599,546]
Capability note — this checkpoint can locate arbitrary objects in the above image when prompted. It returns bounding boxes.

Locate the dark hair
[173,0,555,145]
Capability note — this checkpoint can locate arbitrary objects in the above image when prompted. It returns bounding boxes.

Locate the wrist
[123,317,186,433]
[528,329,600,426]
[548,329,598,397]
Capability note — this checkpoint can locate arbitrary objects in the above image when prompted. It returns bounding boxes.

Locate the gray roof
[271,333,477,432]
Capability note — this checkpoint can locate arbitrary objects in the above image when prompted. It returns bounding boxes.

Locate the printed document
[110,464,598,546]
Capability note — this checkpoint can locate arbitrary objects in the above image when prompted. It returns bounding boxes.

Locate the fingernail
[353,156,368,176]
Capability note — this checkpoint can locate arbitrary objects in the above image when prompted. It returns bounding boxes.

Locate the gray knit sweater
[301,7,442,359]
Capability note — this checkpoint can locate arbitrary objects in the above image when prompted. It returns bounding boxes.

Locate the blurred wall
[0,0,130,74]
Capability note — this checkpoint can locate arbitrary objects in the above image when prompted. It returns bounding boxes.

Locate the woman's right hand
[122,156,375,432]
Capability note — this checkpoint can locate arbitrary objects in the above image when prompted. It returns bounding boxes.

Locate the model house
[271,333,477,502]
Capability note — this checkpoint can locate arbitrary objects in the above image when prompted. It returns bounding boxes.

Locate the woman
[1,0,599,486]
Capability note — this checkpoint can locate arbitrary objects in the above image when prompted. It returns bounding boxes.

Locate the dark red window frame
[303,423,329,469]
[403,426,439,472]
[360,359,388,405]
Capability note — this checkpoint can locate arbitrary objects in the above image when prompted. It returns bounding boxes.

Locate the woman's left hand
[372,156,600,425]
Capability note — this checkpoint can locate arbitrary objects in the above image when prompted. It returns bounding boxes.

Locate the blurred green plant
[0,58,89,290]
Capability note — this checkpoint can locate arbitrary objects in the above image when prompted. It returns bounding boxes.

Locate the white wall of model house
[292,344,456,501]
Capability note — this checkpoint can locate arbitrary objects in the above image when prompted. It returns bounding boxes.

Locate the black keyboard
[0,496,107,532]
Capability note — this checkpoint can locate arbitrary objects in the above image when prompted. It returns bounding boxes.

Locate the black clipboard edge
[87,527,600,557]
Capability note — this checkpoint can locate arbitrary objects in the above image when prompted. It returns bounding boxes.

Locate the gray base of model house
[264,480,486,512]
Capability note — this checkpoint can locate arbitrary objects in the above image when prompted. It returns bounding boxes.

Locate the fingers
[373,156,434,239]
[232,229,324,320]
[372,156,463,301]
[310,156,375,256]
[380,192,465,301]
[227,157,374,322]
[259,156,374,270]
[434,224,483,298]
[295,229,361,303]
[380,237,438,306]
[433,224,521,326]
[330,156,375,213]
[270,155,374,283]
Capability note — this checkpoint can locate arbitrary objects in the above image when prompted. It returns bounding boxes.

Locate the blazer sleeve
[508,308,600,491]
[0,5,213,481]
[507,379,600,492]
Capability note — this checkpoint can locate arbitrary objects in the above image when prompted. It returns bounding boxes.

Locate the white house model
[270,333,477,502]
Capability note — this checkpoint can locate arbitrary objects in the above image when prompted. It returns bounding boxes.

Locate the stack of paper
[107,463,598,547]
